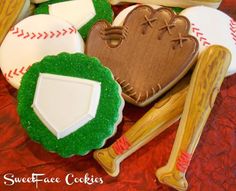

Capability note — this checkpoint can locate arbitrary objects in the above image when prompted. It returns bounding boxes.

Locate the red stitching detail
[19,67,25,74]
[17,30,24,37]
[10,26,77,40]
[50,31,55,38]
[176,151,193,173]
[12,27,19,34]
[191,23,211,47]
[62,29,67,36]
[112,136,131,155]
[44,32,48,39]
[56,30,61,37]
[23,32,30,39]
[13,69,19,76]
[4,66,32,81]
[31,32,36,39]
[230,19,236,44]
[37,32,43,39]
[8,70,13,78]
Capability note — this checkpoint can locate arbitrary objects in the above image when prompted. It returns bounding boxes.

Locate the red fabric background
[0,1,236,190]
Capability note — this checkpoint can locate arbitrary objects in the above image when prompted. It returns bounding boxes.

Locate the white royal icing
[109,0,221,8]
[112,4,161,26]
[49,0,96,30]
[32,73,101,139]
[180,6,236,76]
[0,14,84,89]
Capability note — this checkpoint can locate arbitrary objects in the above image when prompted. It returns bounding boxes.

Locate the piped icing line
[4,65,31,80]
[230,19,236,44]
[191,23,211,46]
[112,136,131,155]
[176,151,193,173]
[10,26,77,40]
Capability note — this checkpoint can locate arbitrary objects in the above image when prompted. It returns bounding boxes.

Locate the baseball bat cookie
[0,0,30,44]
[180,6,236,76]
[156,45,231,191]
[94,74,191,177]
[0,15,84,89]
[109,0,222,8]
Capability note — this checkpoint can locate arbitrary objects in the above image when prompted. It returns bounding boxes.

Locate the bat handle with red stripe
[156,45,231,191]
[93,73,191,177]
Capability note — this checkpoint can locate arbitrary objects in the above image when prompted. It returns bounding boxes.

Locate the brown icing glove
[86,6,199,107]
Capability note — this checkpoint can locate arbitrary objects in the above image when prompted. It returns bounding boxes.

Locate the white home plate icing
[112,4,161,26]
[49,0,96,30]
[0,14,84,89]
[32,73,101,139]
[180,6,236,76]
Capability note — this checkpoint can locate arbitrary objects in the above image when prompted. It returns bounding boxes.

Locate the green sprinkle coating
[18,53,123,158]
[34,0,113,39]
[172,7,184,14]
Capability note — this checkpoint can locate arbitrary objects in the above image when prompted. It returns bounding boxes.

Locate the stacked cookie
[0,1,235,191]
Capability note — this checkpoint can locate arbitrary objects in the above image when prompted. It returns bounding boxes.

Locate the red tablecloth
[0,1,236,190]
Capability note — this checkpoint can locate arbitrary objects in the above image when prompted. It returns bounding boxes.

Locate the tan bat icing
[93,73,191,177]
[156,45,231,191]
[0,0,26,44]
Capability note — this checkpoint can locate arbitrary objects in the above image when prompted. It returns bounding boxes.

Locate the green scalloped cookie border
[34,0,113,39]
[17,53,124,158]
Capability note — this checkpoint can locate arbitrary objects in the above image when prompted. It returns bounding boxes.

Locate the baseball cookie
[0,0,30,44]
[0,14,84,89]
[34,0,113,39]
[113,4,161,26]
[180,6,236,76]
[112,5,185,26]
[18,53,124,157]
[109,0,222,8]
[86,6,199,107]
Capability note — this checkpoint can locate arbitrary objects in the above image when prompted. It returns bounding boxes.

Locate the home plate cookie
[34,0,113,39]
[109,0,222,8]
[180,6,236,76]
[17,53,124,157]
[86,6,199,107]
[0,14,84,89]
[0,0,30,44]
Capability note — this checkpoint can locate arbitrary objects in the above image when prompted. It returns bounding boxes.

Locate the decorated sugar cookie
[86,6,199,107]
[113,4,161,26]
[109,0,222,8]
[34,0,113,39]
[180,6,236,76]
[0,0,30,44]
[18,53,124,157]
[113,4,184,26]
[0,14,84,89]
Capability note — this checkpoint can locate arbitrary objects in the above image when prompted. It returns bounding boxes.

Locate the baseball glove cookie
[86,6,199,107]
